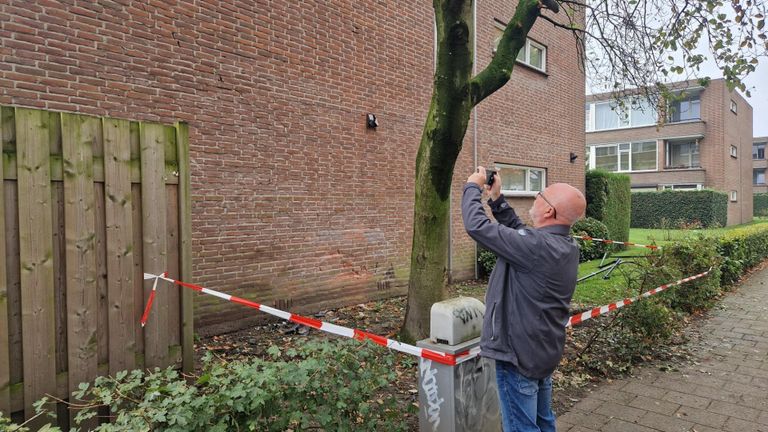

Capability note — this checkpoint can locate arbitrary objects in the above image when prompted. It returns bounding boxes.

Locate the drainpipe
[472,0,478,280]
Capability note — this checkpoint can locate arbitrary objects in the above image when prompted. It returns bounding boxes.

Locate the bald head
[537,183,586,227]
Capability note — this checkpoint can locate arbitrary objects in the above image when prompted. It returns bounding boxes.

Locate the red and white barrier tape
[572,235,660,250]
[139,272,165,327]
[141,273,480,366]
[141,268,710,365]
[566,268,711,327]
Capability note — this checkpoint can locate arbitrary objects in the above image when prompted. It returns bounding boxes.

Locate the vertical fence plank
[0,105,9,416]
[165,184,180,352]
[15,108,57,422]
[5,182,21,392]
[132,184,144,364]
[50,181,70,430]
[140,123,168,369]
[176,122,193,372]
[51,183,67,375]
[95,183,108,366]
[3,108,23,403]
[61,113,99,427]
[103,118,135,374]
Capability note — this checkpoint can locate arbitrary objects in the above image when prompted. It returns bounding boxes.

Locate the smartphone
[486,169,497,186]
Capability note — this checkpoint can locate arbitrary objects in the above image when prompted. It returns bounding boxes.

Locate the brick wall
[1,1,584,333]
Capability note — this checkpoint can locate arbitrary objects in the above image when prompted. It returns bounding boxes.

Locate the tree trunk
[401,0,544,342]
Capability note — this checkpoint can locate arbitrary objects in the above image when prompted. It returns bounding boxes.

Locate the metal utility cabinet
[417,297,501,432]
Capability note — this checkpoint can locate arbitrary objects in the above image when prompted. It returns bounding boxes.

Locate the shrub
[571,217,610,262]
[754,192,768,217]
[477,247,497,278]
[585,170,631,244]
[615,299,680,360]
[35,339,410,431]
[717,224,768,285]
[631,190,727,228]
[657,237,722,313]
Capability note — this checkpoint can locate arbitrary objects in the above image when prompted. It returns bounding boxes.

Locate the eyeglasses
[537,191,557,219]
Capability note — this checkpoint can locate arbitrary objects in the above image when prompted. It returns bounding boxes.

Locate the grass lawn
[573,217,768,306]
[573,249,646,306]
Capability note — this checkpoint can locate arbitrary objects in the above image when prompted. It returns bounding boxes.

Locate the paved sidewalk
[557,266,768,432]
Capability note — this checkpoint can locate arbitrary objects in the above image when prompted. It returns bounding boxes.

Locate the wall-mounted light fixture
[569,152,578,163]
[366,113,378,129]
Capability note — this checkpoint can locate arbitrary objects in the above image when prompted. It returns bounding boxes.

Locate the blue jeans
[495,360,556,432]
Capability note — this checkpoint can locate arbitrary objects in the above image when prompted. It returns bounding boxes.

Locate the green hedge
[717,224,768,285]
[585,170,631,243]
[754,192,768,217]
[631,190,727,228]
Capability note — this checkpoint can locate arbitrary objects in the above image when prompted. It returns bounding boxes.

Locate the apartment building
[585,79,753,225]
[755,137,767,194]
[1,1,584,333]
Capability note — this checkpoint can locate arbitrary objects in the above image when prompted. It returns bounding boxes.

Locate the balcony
[629,168,706,188]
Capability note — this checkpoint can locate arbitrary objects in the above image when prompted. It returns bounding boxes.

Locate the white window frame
[730,191,738,202]
[665,139,701,169]
[491,24,546,73]
[730,145,738,158]
[754,168,766,185]
[588,141,658,173]
[585,98,657,132]
[660,184,703,191]
[495,163,547,196]
[754,142,766,160]
[516,38,547,72]
[730,100,738,114]
[667,92,702,123]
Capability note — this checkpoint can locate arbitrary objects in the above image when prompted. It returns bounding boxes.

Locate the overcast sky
[738,63,768,138]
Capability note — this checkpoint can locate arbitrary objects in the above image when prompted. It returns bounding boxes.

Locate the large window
[754,142,766,160]
[495,164,546,195]
[668,92,701,122]
[589,141,657,172]
[755,168,766,185]
[666,139,700,169]
[586,98,657,132]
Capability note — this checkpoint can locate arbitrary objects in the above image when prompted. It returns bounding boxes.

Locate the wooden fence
[0,107,192,426]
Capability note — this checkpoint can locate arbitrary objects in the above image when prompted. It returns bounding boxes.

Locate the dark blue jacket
[461,183,579,379]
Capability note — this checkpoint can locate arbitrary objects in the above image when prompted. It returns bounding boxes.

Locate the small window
[754,168,766,185]
[495,164,546,195]
[515,39,547,72]
[730,145,738,158]
[730,100,738,114]
[754,142,766,160]
[730,191,738,202]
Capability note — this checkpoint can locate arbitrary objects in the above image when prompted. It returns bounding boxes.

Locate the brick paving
[557,267,768,432]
